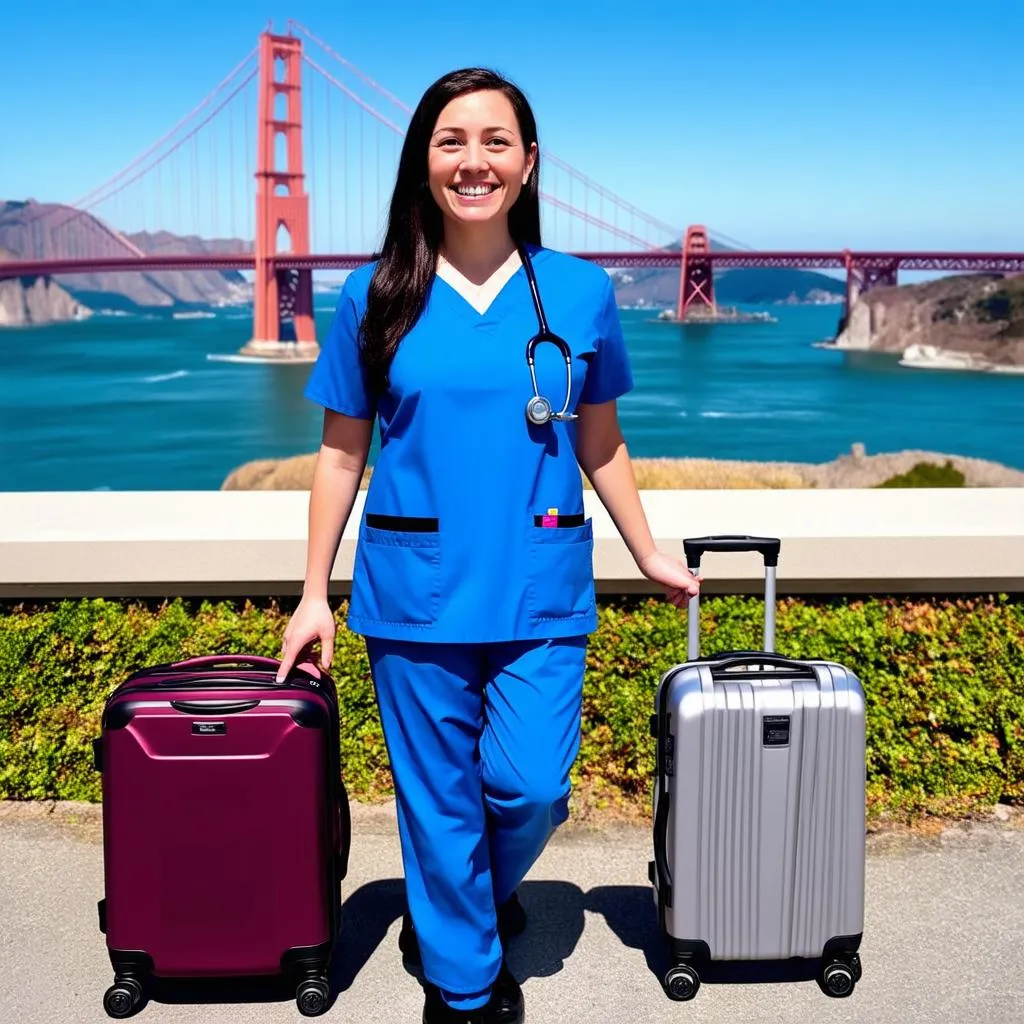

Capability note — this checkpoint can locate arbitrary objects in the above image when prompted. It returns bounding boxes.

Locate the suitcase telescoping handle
[682,535,781,660]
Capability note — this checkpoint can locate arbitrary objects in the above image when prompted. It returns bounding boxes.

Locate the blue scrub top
[303,244,634,643]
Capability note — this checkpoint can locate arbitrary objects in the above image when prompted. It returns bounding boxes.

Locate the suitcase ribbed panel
[662,662,865,962]
[699,681,760,960]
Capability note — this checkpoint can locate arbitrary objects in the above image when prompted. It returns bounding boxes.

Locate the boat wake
[205,353,317,365]
[142,370,189,383]
[701,410,821,420]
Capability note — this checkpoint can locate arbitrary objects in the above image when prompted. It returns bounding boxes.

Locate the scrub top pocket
[353,523,441,626]
[526,519,596,622]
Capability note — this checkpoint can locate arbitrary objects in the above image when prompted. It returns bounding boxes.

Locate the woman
[276,68,702,1024]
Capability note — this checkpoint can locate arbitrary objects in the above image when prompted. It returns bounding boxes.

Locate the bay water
[2,299,1022,492]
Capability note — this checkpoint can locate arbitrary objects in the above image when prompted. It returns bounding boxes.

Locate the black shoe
[421,961,524,1024]
[401,893,528,970]
[489,960,525,1024]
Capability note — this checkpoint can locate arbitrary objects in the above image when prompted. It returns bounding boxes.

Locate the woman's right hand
[276,596,337,681]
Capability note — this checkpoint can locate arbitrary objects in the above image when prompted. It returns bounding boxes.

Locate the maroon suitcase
[93,655,350,1019]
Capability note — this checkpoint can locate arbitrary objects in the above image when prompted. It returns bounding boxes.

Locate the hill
[610,265,844,308]
[0,200,251,313]
[716,267,845,305]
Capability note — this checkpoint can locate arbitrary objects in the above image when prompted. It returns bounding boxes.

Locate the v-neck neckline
[436,249,522,315]
[432,245,545,325]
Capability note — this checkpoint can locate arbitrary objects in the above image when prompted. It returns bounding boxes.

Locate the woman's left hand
[638,551,703,607]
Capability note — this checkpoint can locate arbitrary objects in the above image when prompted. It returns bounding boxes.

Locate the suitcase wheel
[849,952,863,983]
[663,963,700,1001]
[819,959,857,998]
[103,977,144,1019]
[296,976,331,1017]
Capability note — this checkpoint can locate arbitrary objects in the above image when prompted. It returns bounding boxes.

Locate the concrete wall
[1,488,1022,599]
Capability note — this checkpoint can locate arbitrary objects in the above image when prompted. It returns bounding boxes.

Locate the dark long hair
[360,68,542,394]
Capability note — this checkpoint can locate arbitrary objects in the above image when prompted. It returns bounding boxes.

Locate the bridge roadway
[1,800,1022,1024]
[4,250,1024,276]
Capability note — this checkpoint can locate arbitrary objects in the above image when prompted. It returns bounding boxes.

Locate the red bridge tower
[676,225,715,319]
[843,251,900,311]
[241,30,317,360]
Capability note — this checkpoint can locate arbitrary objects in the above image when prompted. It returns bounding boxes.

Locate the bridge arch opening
[275,131,288,173]
[274,90,288,123]
[274,183,290,197]
[274,56,286,83]
[275,221,293,254]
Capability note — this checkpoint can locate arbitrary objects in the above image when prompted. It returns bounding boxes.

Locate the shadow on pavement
[508,880,587,981]
[329,876,406,993]
[332,878,588,988]
[135,879,824,1012]
[587,884,827,988]
[586,883,666,978]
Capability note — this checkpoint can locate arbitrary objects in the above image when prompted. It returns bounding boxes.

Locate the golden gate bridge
[3,21,1023,359]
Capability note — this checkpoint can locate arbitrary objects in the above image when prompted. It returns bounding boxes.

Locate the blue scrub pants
[365,635,587,1007]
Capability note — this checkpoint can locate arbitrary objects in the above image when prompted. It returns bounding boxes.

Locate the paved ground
[2,801,1023,1024]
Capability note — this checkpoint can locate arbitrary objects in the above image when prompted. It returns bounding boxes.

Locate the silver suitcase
[650,536,866,1002]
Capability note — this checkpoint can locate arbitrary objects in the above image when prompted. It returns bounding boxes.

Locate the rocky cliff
[0,247,92,326]
[833,273,1024,370]
[0,200,251,313]
[0,274,91,326]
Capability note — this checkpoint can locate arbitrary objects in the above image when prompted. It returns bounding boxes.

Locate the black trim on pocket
[533,513,586,528]
[365,513,439,532]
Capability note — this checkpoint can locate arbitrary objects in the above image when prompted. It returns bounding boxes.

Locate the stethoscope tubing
[518,243,575,423]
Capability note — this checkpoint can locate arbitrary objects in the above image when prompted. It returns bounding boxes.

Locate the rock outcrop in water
[831,273,1024,371]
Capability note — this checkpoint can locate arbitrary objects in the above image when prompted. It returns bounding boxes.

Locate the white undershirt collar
[436,248,523,315]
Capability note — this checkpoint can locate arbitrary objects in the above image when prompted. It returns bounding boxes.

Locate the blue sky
[3,0,1022,254]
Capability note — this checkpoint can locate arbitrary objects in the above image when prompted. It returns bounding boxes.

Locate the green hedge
[1,595,1022,823]
[875,461,966,488]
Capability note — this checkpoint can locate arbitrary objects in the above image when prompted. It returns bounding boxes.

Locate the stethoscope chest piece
[526,395,553,426]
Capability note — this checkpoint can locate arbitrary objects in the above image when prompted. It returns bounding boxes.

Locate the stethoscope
[518,243,576,426]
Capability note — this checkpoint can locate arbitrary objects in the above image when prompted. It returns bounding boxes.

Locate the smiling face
[427,89,538,236]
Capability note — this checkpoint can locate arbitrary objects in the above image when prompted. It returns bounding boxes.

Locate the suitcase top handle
[683,535,780,569]
[172,655,281,670]
[168,656,324,681]
[128,655,324,686]
[708,653,817,681]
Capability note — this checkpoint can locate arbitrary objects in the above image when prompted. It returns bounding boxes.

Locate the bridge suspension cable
[301,55,407,135]
[70,47,258,212]
[79,67,257,215]
[15,46,260,263]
